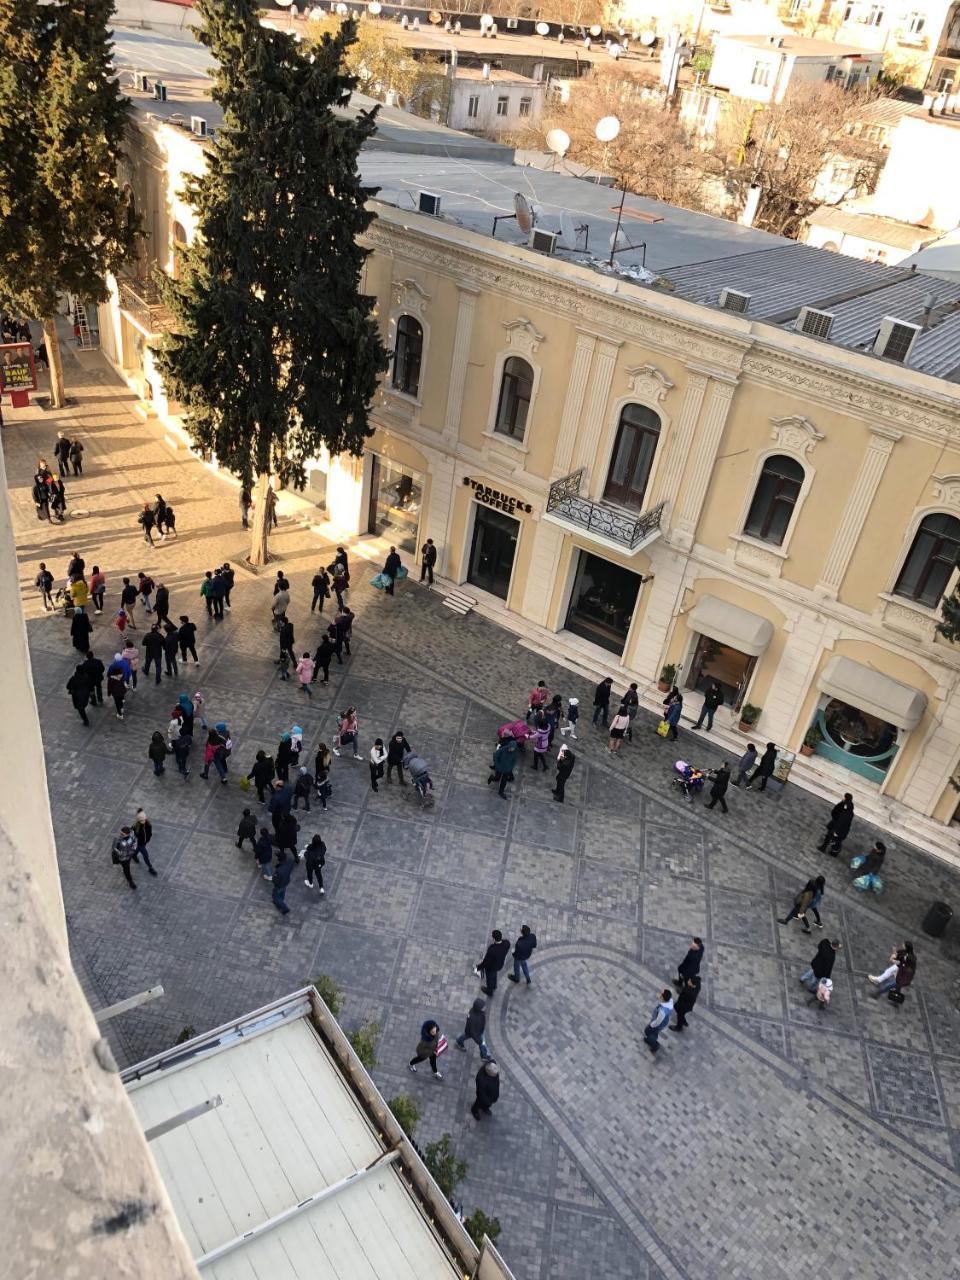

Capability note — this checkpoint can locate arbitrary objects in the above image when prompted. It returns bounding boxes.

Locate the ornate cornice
[770,414,824,456]
[502,317,545,355]
[625,364,674,404]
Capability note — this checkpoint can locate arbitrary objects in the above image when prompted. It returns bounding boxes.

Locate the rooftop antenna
[493,191,536,238]
[559,208,590,252]
[535,20,550,35]
[545,127,570,170]
[608,206,646,269]
[594,113,620,184]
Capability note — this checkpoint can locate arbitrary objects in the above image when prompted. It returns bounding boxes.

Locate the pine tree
[0,0,136,407]
[156,0,388,566]
[937,588,960,644]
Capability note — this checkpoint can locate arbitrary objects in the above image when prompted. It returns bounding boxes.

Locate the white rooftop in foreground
[123,994,479,1280]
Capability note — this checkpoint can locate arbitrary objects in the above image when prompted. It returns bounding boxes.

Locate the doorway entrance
[686,633,756,710]
[468,505,518,600]
[564,551,642,656]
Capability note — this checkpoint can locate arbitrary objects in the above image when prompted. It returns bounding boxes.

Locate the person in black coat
[386,731,411,784]
[694,681,723,731]
[747,743,778,792]
[706,763,731,813]
[154,582,170,626]
[675,938,704,988]
[311,568,330,613]
[271,850,293,915]
[276,735,295,782]
[671,975,701,1031]
[178,616,199,664]
[455,998,490,1059]
[508,924,537,984]
[817,793,854,855]
[70,609,93,653]
[162,624,180,678]
[142,625,165,685]
[274,811,300,860]
[237,808,257,851]
[801,938,841,991]
[382,545,402,596]
[303,834,326,894]
[277,618,296,668]
[420,538,437,585]
[247,750,276,803]
[334,607,353,656]
[471,1060,500,1119]
[553,744,576,803]
[66,665,92,725]
[592,676,613,728]
[312,635,335,684]
[477,929,510,996]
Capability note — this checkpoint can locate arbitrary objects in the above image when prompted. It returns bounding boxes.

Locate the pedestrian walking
[275,733,295,783]
[675,938,705,989]
[277,618,296,668]
[552,743,576,803]
[200,571,214,618]
[132,809,158,876]
[277,650,291,683]
[268,778,294,831]
[237,808,257,851]
[271,849,293,915]
[274,811,300,860]
[121,640,140,690]
[172,726,192,778]
[671,976,701,1032]
[35,563,54,611]
[32,473,51,521]
[544,694,563,744]
[142,625,165,685]
[175,692,196,737]
[382,545,402,596]
[805,875,826,927]
[369,738,387,791]
[310,634,333,686]
[531,718,551,769]
[162,504,177,538]
[592,677,613,728]
[310,567,330,613]
[138,572,155,614]
[178,616,199,664]
[292,766,314,812]
[89,566,106,614]
[386,731,411,784]
[148,731,169,776]
[621,682,639,740]
[558,697,579,739]
[209,569,226,620]
[420,538,437,585]
[162,623,180,678]
[607,706,630,753]
[66,664,92,726]
[868,941,916,1001]
[69,438,83,475]
[732,743,757,788]
[220,563,234,610]
[50,480,66,521]
[779,878,818,933]
[271,586,290,632]
[746,742,778,791]
[106,660,127,720]
[661,692,683,742]
[526,680,549,723]
[254,827,274,879]
[153,493,168,537]
[119,578,138,629]
[408,1020,444,1080]
[248,751,275,802]
[112,827,138,889]
[706,762,731,812]
[850,841,886,892]
[53,432,71,479]
[471,1060,500,1120]
[82,651,104,706]
[800,937,841,992]
[334,606,353,657]
[508,923,537,985]
[644,990,675,1055]
[69,576,90,612]
[694,681,724,731]
[455,998,491,1059]
[488,735,518,798]
[330,551,349,610]
[201,724,230,784]
[817,794,855,856]
[266,484,278,528]
[239,486,252,529]
[295,652,315,696]
[70,608,93,654]
[302,834,326,893]
[476,929,510,996]
[332,708,360,759]
[138,502,156,545]
[314,754,332,812]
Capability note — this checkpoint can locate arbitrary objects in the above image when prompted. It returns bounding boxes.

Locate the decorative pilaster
[443,285,479,442]
[574,338,623,486]
[423,449,457,577]
[553,330,597,477]
[672,378,738,549]
[656,371,707,516]
[522,519,566,627]
[816,426,901,598]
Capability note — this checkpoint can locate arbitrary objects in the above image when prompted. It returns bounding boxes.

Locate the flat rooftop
[719,33,876,57]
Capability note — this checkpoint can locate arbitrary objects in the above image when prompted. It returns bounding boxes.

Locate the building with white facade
[446,65,545,133]
[708,31,880,101]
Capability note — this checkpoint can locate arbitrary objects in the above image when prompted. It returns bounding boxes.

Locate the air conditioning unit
[153,81,167,102]
[418,191,441,216]
[190,115,207,137]
[506,15,519,27]
[873,315,921,363]
[718,287,750,314]
[797,306,834,339]
[529,227,558,255]
[134,71,150,92]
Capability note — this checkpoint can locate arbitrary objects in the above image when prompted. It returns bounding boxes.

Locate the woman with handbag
[333,708,360,759]
[778,878,818,933]
[408,1019,445,1080]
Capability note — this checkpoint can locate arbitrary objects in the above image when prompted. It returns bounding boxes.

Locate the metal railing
[117,275,175,335]
[546,468,665,551]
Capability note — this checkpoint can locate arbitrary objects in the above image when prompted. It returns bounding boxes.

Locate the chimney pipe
[482,61,491,79]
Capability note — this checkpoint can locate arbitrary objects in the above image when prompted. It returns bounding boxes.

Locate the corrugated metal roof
[822,275,960,346]
[804,206,939,251]
[855,98,916,129]
[910,311,960,378]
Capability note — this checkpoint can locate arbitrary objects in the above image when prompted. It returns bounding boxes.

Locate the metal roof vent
[873,316,921,363]
[797,306,834,339]
[418,191,441,216]
[190,116,207,137]
[718,287,750,314]
[529,227,558,255]
[153,81,167,102]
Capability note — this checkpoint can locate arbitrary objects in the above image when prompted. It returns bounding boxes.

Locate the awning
[687,595,774,657]
[818,655,926,730]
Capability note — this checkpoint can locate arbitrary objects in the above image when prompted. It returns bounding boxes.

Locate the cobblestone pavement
[9,348,960,1278]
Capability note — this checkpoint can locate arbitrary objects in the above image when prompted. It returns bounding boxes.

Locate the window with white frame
[392,314,423,398]
[494,356,534,439]
[496,95,509,116]
[743,454,804,545]
[865,3,885,24]
[894,513,960,607]
[467,95,479,119]
[906,11,925,32]
[750,60,772,87]
[518,96,532,117]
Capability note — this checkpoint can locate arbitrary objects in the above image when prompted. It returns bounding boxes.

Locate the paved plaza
[10,347,960,1278]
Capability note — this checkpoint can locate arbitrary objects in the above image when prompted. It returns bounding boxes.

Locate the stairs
[442,588,477,616]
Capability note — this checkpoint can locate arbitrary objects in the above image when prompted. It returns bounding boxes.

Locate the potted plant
[657,663,677,693]
[738,703,761,732]
[800,725,823,757]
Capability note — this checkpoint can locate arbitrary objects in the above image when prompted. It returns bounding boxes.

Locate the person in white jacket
[643,990,675,1055]
[369,738,387,792]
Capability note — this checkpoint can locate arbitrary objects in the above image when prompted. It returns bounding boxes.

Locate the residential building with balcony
[708,32,881,102]
[828,0,959,87]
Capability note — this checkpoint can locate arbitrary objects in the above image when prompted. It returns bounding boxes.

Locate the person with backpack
[302,833,326,894]
[112,826,139,889]
[531,718,551,769]
[35,563,55,611]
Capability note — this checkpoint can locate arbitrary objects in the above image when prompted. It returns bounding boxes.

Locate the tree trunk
[248,470,272,567]
[42,316,66,409]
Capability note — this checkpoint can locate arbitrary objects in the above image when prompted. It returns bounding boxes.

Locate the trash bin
[922,901,953,938]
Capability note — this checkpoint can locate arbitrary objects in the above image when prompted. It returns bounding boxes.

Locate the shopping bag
[656,720,670,738]
[436,1035,449,1056]
[849,855,865,869]
[370,572,389,590]
[396,565,408,580]
[239,775,250,793]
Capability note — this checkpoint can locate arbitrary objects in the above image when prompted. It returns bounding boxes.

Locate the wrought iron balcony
[546,468,665,552]
[117,276,175,335]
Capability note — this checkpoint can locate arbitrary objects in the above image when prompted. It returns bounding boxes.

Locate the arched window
[894,512,960,606]
[494,356,533,439]
[603,403,661,510]
[172,222,188,281]
[743,454,805,545]
[392,314,423,397]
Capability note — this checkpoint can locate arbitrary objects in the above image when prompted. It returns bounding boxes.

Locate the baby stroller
[53,587,75,619]
[403,752,434,807]
[672,760,706,802]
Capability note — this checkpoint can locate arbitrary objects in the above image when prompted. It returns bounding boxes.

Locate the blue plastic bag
[396,565,409,580]
[370,572,389,590]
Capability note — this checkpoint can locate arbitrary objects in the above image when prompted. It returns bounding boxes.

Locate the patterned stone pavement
[9,348,960,1278]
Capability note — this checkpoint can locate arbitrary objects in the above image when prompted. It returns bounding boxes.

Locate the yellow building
[101,28,960,852]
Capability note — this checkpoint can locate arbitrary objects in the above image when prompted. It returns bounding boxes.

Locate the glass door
[468,506,518,600]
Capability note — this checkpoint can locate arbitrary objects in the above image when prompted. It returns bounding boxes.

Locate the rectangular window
[467,95,479,119]
[907,11,925,33]
[866,4,884,24]
[750,61,771,87]
[518,96,532,117]
[496,96,509,117]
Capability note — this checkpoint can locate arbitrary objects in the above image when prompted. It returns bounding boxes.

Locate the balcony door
[603,404,661,510]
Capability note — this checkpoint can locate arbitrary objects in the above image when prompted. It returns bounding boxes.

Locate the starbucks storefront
[565,551,643,656]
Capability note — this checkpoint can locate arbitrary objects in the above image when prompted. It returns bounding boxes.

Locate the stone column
[672,377,738,550]
[521,519,566,627]
[552,329,598,478]
[816,426,902,598]
[655,370,707,517]
[423,449,458,577]
[628,543,688,682]
[443,285,479,442]
[573,337,623,489]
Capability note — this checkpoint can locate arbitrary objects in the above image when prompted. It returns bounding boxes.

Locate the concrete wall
[870,112,960,229]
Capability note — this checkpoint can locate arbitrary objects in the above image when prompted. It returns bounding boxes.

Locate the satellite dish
[589,23,602,35]
[479,13,494,29]
[609,42,622,58]
[559,210,576,245]
[395,91,407,109]
[640,28,655,44]
[535,20,549,35]
[369,1,382,11]
[595,114,620,142]
[546,127,570,157]
[311,6,325,17]
[429,9,442,22]
[336,2,347,12]
[609,227,626,252]
[274,0,293,6]
[514,193,534,233]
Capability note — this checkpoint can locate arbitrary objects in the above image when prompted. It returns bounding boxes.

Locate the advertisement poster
[0,343,37,393]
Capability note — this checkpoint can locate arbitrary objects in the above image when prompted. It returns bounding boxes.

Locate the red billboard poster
[0,343,37,393]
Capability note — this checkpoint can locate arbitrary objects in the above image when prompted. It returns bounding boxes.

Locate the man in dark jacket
[66,664,92,726]
[706,763,731,813]
[592,676,613,728]
[675,938,705,989]
[254,828,274,878]
[671,975,701,1031]
[221,563,235,610]
[53,432,72,478]
[178,616,199,664]
[508,924,537,984]
[274,811,300,860]
[471,1060,500,1120]
[142,625,165,685]
[138,502,156,545]
[120,577,138,628]
[800,938,841,991]
[268,779,294,831]
[553,744,576,803]
[278,618,296,668]
[488,737,518,798]
[383,545,402,595]
[334,606,353,656]
[82,651,105,705]
[311,568,330,613]
[209,569,226,620]
[312,635,335,685]
[303,834,326,894]
[154,582,170,626]
[455,998,491,1059]
[477,929,511,996]
[817,793,855,855]
[694,681,723,731]
[747,742,778,792]
[271,850,293,915]
[420,538,437,585]
[237,809,257,851]
[162,624,180,678]
[292,767,314,812]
